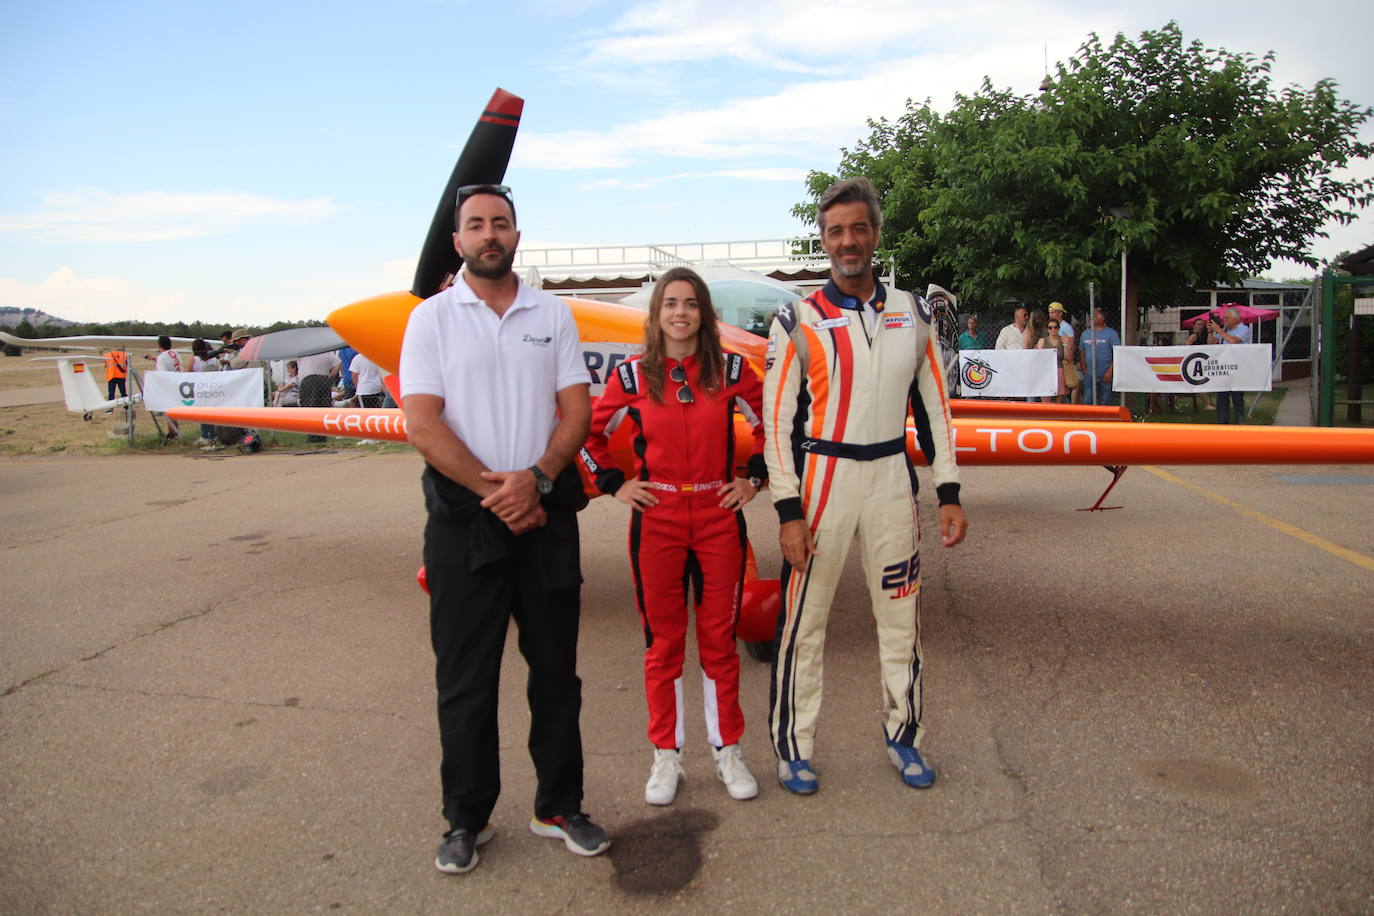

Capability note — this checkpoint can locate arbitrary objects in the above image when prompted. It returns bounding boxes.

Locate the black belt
[798,435,905,460]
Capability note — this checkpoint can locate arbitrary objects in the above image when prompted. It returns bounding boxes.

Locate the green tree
[796,22,1373,341]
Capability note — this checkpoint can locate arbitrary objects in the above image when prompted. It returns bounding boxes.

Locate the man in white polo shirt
[400,184,605,875]
[995,306,1028,349]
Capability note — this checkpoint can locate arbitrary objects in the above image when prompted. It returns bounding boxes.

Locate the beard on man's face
[829,247,872,278]
[462,244,516,280]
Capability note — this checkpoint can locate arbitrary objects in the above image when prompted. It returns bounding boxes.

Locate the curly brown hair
[639,266,724,403]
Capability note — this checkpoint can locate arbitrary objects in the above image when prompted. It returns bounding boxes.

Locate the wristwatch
[528,464,554,495]
[748,476,764,490]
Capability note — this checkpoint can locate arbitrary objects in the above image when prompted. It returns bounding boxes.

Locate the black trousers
[423,469,585,833]
[1216,390,1245,424]
[300,374,332,441]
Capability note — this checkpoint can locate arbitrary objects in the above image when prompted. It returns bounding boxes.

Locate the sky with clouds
[2,0,1371,326]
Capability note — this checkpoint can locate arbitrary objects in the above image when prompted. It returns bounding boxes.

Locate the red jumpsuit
[582,352,766,750]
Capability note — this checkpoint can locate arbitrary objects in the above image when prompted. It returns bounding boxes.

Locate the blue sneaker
[886,739,935,788]
[776,758,819,795]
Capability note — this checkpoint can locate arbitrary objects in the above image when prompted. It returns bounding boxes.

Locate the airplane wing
[167,401,1374,470]
[1,331,195,352]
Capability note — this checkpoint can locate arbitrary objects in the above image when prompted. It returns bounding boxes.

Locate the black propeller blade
[411,88,524,300]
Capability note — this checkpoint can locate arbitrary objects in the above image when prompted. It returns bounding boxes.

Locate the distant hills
[0,307,75,329]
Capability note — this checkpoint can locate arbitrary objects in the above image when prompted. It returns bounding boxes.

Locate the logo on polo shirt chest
[522,333,552,347]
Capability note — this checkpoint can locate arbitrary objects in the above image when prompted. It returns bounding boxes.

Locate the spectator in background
[295,350,341,442]
[1022,308,1048,350]
[152,335,181,441]
[1022,309,1050,401]
[1078,307,1121,406]
[273,360,300,407]
[1041,316,1073,402]
[1186,316,1213,411]
[190,338,220,445]
[1048,302,1075,341]
[995,307,1028,349]
[102,347,129,410]
[350,351,386,408]
[338,345,358,403]
[957,315,985,351]
[1210,305,1252,424]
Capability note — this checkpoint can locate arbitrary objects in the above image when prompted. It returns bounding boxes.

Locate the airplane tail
[34,355,141,416]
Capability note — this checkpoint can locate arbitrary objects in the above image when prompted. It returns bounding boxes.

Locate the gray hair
[816,177,883,233]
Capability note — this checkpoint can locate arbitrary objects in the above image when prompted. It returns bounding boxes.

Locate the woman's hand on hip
[614,479,660,509]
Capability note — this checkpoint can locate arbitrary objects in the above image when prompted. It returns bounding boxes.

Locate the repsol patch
[883,312,914,330]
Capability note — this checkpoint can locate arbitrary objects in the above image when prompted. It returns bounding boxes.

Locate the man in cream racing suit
[763,177,968,795]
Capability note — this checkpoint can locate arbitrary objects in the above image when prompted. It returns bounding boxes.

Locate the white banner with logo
[1112,345,1272,393]
[958,349,1058,397]
[143,368,265,411]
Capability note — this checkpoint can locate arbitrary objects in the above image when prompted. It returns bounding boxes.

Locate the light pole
[1107,206,1134,340]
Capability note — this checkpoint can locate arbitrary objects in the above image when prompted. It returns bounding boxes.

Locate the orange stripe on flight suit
[770,346,797,475]
[798,325,830,512]
[805,310,856,539]
[924,338,956,458]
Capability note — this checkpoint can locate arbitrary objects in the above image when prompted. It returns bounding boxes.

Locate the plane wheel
[82,412,92,421]
[743,640,774,663]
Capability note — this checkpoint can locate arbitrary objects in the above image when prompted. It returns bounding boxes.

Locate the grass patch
[1122,387,1286,425]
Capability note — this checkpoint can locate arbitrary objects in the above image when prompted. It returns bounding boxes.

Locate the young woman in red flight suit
[582,266,766,806]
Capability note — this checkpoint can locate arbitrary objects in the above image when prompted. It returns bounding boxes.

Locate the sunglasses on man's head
[455,183,514,208]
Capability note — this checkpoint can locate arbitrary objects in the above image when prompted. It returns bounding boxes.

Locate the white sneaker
[712,744,758,800]
[645,748,683,805]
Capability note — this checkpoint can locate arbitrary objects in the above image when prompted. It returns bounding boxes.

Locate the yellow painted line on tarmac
[1142,466,1374,573]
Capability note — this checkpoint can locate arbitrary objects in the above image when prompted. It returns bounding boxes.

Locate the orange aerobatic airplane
[168,88,1374,649]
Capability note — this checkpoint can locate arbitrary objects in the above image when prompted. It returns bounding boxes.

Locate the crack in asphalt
[935,550,1066,911]
[3,452,371,551]
[32,679,416,720]
[2,604,218,697]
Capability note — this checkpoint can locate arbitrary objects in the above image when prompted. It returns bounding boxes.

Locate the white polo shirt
[399,273,589,472]
[349,352,385,397]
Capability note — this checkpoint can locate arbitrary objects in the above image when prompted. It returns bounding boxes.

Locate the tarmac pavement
[2,449,1371,913]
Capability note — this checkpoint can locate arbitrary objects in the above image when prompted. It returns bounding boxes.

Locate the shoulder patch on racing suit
[617,360,639,394]
[774,299,799,335]
[724,352,744,385]
[913,293,933,325]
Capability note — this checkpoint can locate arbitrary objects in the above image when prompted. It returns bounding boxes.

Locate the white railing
[515,237,832,280]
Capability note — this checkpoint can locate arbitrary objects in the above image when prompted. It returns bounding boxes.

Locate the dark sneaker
[886,738,935,788]
[777,758,819,795]
[529,812,610,857]
[434,822,494,874]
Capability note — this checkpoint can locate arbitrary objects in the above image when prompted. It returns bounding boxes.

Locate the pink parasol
[1209,302,1278,323]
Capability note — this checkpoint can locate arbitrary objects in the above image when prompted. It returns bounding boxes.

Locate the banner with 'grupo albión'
[142,368,265,412]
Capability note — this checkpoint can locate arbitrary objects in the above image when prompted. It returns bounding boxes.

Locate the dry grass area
[0,354,140,455]
[0,353,406,456]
